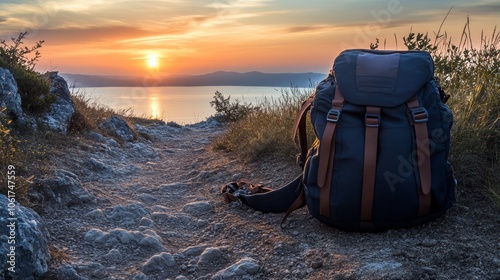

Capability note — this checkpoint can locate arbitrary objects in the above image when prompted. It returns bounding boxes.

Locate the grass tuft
[212,87,314,162]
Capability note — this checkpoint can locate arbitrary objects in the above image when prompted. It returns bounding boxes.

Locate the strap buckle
[365,113,381,128]
[410,107,429,123]
[326,109,341,122]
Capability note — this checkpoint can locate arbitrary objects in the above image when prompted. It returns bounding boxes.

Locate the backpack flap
[334,50,434,107]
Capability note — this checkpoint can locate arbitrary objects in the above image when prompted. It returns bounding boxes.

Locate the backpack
[222,49,456,231]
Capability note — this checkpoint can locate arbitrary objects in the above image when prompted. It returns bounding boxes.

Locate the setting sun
[146,54,159,69]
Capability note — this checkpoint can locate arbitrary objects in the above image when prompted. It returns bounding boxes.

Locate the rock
[103,248,122,262]
[84,228,106,242]
[139,193,158,204]
[182,201,213,216]
[86,157,114,173]
[212,257,260,279]
[0,195,50,279]
[420,239,438,247]
[311,259,323,269]
[99,115,135,142]
[159,182,191,195]
[181,244,209,257]
[76,262,108,279]
[45,263,86,280]
[108,203,149,226]
[139,217,155,228]
[141,252,176,274]
[0,68,30,127]
[29,170,94,207]
[139,235,165,251]
[40,72,75,134]
[85,228,164,251]
[85,209,106,220]
[198,247,223,264]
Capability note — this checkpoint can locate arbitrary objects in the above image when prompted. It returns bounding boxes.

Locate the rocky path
[39,123,499,280]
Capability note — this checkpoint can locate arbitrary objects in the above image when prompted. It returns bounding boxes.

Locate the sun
[146,54,159,69]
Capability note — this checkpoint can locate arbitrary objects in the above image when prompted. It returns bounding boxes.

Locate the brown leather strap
[360,106,381,222]
[317,87,344,217]
[281,186,305,227]
[292,95,315,166]
[407,96,432,216]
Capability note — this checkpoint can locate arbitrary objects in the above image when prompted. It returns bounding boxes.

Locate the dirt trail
[40,123,500,280]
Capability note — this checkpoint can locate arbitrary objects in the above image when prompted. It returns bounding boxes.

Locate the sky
[0,0,498,76]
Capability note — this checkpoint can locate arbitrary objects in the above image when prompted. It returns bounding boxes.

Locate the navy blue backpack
[222,49,456,230]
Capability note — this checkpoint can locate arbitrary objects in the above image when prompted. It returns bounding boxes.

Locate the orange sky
[0,0,498,76]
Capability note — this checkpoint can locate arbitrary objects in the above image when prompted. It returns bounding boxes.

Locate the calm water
[79,86,290,124]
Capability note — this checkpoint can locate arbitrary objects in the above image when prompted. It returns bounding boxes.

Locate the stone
[212,257,260,279]
[99,115,135,142]
[198,247,223,264]
[45,263,86,280]
[139,193,158,204]
[181,244,209,257]
[141,252,176,274]
[29,169,94,207]
[182,201,213,216]
[40,72,75,134]
[0,68,29,127]
[0,195,51,279]
[103,249,122,262]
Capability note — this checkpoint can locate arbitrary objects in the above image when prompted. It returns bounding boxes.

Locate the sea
[78,86,305,124]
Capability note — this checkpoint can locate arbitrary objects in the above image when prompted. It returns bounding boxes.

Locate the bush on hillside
[0,31,54,113]
[210,90,255,122]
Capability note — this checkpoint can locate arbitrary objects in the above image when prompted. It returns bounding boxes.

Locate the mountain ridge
[61,71,326,88]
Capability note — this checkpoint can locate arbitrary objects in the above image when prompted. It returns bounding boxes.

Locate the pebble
[311,259,323,269]
[198,247,223,264]
[420,239,438,247]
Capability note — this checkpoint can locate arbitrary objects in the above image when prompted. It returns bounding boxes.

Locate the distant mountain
[61,71,326,88]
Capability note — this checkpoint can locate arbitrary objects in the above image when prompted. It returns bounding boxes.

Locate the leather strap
[360,106,381,222]
[317,87,344,217]
[292,95,315,166]
[407,96,432,216]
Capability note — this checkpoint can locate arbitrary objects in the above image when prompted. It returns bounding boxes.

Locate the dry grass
[212,87,314,162]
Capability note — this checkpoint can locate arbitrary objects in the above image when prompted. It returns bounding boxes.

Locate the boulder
[40,71,75,134]
[0,195,51,279]
[0,67,29,127]
[28,170,95,207]
[99,116,135,142]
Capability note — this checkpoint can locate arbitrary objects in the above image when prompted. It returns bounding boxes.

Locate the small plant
[0,31,53,114]
[210,91,255,122]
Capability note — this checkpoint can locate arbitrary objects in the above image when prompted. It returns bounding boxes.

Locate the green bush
[210,91,255,122]
[0,31,54,114]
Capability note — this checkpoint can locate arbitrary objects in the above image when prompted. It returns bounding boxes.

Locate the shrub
[0,31,54,114]
[209,90,255,122]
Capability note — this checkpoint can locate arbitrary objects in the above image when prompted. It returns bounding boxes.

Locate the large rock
[99,116,135,142]
[212,257,260,279]
[28,169,95,207]
[0,67,29,126]
[0,195,51,279]
[39,71,75,134]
